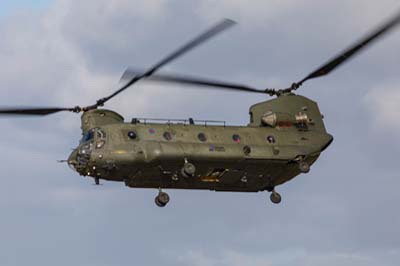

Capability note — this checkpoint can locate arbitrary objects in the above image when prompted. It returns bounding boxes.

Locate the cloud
[363,84,400,133]
[177,250,274,266]
[0,0,169,107]
[0,1,400,266]
[176,248,400,266]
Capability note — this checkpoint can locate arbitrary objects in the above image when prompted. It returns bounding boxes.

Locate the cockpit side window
[81,128,106,144]
[96,129,106,139]
[81,130,94,143]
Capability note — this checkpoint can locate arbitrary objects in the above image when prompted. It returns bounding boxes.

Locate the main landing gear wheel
[270,191,282,204]
[181,162,196,178]
[298,160,310,173]
[155,191,170,207]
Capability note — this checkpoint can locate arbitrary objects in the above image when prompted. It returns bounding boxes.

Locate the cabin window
[198,133,207,142]
[97,129,106,139]
[128,131,137,140]
[266,135,276,144]
[81,129,95,143]
[232,134,241,143]
[163,132,173,141]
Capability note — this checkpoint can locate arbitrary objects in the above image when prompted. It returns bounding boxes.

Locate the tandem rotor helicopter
[1,12,400,207]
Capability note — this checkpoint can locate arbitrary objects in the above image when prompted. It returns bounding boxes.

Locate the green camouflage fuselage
[68,93,333,192]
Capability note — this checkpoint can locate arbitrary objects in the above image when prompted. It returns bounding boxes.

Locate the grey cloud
[0,1,400,266]
[174,248,400,266]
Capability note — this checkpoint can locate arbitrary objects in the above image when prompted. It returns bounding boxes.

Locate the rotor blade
[93,19,236,108]
[121,68,267,94]
[297,10,400,86]
[0,107,76,116]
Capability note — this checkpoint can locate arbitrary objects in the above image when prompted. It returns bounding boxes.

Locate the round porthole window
[266,135,276,144]
[163,132,173,141]
[128,131,137,140]
[198,133,207,142]
[232,134,241,143]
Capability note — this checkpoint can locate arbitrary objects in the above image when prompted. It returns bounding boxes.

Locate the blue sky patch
[0,0,51,17]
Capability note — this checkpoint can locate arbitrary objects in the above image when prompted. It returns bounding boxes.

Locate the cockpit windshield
[81,130,94,143]
[81,128,106,144]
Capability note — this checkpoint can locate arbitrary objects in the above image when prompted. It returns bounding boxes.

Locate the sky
[0,0,49,16]
[0,0,400,265]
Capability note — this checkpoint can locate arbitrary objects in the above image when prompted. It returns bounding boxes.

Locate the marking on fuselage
[209,145,226,152]
[277,121,293,128]
[200,176,221,183]
[113,150,127,154]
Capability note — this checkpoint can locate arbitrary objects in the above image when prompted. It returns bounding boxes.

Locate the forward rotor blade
[93,19,236,108]
[0,107,76,116]
[297,10,400,87]
[122,68,267,94]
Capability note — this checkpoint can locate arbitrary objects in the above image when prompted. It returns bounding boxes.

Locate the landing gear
[155,191,170,207]
[181,160,196,178]
[298,160,310,173]
[270,190,282,204]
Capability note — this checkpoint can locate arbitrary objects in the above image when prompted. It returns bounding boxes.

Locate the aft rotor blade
[0,107,77,116]
[122,68,267,94]
[93,19,236,108]
[297,10,400,87]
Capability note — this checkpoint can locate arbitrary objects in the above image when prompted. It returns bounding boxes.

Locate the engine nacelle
[249,93,327,133]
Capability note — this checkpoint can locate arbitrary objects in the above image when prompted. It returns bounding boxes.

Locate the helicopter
[1,12,400,207]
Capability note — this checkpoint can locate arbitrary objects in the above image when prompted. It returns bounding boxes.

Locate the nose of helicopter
[67,142,94,175]
[67,149,79,172]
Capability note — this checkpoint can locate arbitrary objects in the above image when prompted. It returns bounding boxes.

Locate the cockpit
[80,128,106,144]
[81,130,94,143]
[69,128,107,175]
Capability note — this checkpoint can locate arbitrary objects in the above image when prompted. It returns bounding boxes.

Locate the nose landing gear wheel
[270,191,282,204]
[155,191,170,207]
